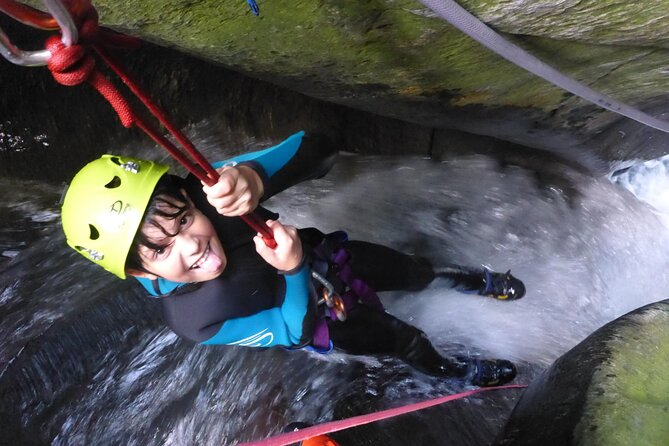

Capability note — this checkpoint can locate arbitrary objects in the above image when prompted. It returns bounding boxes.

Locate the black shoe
[468,359,517,387]
[479,268,525,300]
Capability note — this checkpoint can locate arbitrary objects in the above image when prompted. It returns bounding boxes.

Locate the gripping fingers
[203,167,259,215]
[213,192,253,216]
[254,220,302,271]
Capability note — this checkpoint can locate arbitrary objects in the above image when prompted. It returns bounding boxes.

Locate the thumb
[253,234,266,252]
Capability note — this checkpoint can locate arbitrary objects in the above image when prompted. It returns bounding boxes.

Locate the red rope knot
[45,36,135,127]
[44,0,100,86]
[45,35,95,86]
[43,1,134,127]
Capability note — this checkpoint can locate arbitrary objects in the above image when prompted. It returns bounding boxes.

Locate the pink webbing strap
[238,384,527,446]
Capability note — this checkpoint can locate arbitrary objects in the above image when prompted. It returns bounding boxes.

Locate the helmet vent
[105,176,121,189]
[89,224,100,240]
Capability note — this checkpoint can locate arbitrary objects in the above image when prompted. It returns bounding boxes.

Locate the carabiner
[0,28,50,65]
[323,288,346,322]
[312,270,335,304]
[0,0,78,66]
[312,270,347,321]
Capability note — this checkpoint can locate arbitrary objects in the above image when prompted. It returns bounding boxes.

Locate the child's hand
[202,164,264,216]
[253,220,304,272]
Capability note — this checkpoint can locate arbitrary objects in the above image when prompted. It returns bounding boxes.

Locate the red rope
[238,384,527,446]
[95,47,219,183]
[41,0,276,246]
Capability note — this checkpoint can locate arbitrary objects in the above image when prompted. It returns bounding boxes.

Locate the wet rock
[495,299,669,446]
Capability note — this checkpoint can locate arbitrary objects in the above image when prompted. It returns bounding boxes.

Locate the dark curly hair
[125,174,191,274]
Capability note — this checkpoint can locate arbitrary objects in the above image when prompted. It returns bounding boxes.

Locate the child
[61,131,525,387]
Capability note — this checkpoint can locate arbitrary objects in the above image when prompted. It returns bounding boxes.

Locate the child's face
[133,205,227,283]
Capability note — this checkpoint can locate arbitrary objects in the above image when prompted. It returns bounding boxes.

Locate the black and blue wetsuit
[136,131,332,348]
[135,131,490,379]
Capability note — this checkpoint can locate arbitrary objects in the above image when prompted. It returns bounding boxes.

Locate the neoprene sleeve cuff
[279,253,307,276]
[237,160,270,202]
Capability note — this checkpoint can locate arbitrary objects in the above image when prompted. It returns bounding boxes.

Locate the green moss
[24,0,669,118]
[90,1,556,107]
[576,309,669,446]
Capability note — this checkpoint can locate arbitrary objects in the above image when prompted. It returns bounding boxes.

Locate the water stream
[2,123,669,445]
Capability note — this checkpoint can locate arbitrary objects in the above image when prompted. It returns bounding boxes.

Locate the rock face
[5,0,669,176]
[494,299,669,446]
[52,1,669,157]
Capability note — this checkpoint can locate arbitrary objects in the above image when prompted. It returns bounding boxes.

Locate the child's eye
[153,244,171,259]
[180,213,193,228]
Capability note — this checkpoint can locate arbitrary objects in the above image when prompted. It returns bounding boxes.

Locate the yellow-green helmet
[61,154,169,279]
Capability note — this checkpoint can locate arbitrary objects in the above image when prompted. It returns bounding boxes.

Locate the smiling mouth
[190,243,210,270]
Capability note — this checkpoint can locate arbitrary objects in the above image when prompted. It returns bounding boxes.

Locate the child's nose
[180,233,200,256]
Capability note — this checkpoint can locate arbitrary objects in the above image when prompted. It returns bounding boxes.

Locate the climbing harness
[238,383,527,446]
[417,0,669,135]
[0,0,276,247]
[306,230,389,351]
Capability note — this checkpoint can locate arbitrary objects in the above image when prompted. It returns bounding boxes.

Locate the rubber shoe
[469,359,517,387]
[479,269,525,300]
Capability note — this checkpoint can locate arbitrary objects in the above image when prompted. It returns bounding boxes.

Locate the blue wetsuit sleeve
[211,131,338,201]
[201,263,314,347]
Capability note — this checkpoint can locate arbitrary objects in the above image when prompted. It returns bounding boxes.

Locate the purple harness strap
[332,248,384,312]
[309,244,385,351]
[311,319,332,352]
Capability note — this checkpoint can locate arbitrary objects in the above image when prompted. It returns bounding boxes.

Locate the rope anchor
[0,0,277,247]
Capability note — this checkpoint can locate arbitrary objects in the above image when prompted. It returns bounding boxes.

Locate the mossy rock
[16,0,669,162]
[495,299,669,446]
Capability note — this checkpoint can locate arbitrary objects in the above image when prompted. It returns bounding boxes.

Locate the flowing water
[2,122,669,445]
